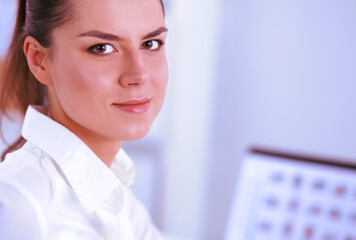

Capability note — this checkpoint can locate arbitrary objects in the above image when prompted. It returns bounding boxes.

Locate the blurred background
[1,0,356,239]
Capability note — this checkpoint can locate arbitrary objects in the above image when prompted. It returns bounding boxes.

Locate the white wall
[0,0,16,57]
[162,0,221,238]
[206,0,356,239]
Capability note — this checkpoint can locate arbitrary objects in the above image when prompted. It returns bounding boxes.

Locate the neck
[82,136,122,167]
[47,106,122,168]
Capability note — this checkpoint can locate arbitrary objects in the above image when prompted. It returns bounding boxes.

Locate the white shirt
[0,106,163,240]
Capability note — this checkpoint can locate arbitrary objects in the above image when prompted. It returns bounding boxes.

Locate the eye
[88,44,116,55]
[141,40,163,51]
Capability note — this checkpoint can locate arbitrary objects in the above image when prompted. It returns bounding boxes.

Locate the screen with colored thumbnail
[224,148,356,240]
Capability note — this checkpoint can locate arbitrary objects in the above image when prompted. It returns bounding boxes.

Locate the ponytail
[1,0,38,161]
[0,0,73,161]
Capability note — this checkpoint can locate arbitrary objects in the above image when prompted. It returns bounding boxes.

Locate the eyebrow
[142,27,168,39]
[77,27,168,41]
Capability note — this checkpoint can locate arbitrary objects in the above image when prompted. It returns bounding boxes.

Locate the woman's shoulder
[0,141,49,239]
[0,178,47,240]
[0,141,43,180]
[0,141,53,198]
[0,141,51,238]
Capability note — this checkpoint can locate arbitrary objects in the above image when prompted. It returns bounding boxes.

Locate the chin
[119,126,152,142]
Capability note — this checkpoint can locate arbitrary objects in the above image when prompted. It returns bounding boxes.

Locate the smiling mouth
[112,98,151,114]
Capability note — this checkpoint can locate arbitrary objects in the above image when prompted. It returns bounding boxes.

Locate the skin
[23,0,168,167]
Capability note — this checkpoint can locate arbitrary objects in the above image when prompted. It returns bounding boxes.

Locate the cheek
[52,58,117,105]
[150,57,168,94]
[156,63,168,102]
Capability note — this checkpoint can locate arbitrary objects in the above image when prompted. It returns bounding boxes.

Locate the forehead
[63,0,165,37]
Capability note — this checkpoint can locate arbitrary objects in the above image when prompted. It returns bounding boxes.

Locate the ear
[23,36,53,85]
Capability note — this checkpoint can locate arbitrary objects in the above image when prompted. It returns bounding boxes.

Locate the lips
[112,98,151,114]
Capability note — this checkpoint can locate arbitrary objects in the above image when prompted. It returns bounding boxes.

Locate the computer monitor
[224,148,356,240]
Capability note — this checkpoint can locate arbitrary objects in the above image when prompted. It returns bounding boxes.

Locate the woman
[0,0,168,239]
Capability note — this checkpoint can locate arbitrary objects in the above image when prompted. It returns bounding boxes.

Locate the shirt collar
[21,106,136,228]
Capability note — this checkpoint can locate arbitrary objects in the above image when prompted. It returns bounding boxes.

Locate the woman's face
[46,0,168,144]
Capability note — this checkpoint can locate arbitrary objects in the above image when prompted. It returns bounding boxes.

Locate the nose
[119,52,150,87]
